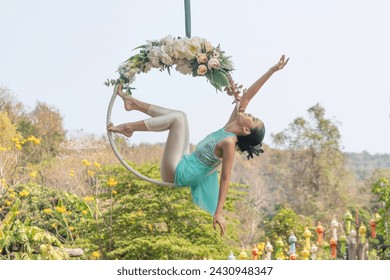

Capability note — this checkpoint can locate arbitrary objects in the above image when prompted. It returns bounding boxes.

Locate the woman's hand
[270,54,289,72]
[213,212,226,236]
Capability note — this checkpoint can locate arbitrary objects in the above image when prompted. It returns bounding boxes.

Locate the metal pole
[184,0,191,37]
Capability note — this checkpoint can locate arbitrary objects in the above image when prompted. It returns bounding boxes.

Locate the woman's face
[238,112,262,129]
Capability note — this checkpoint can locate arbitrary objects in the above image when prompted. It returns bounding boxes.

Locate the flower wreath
[105,35,241,96]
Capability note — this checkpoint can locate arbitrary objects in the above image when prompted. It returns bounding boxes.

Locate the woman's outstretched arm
[227,55,289,123]
[213,138,236,236]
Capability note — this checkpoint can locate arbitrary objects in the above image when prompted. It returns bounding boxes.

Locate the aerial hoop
[105,36,236,186]
[106,85,176,187]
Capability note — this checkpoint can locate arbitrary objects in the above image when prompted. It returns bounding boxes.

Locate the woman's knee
[171,111,188,124]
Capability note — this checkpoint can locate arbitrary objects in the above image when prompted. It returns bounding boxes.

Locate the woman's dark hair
[236,125,265,160]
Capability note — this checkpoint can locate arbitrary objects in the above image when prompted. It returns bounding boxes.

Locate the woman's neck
[224,121,241,136]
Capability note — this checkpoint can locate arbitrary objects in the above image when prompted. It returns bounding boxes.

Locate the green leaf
[208,69,230,92]
[131,44,148,51]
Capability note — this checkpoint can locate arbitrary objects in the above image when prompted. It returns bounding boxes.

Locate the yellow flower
[5,200,11,206]
[137,209,144,217]
[1,178,6,186]
[69,169,75,177]
[82,210,88,215]
[148,224,153,231]
[43,208,52,215]
[27,135,40,145]
[87,170,94,177]
[82,159,91,166]
[107,178,118,187]
[83,196,94,202]
[29,171,37,178]
[15,144,22,150]
[112,190,117,195]
[91,251,101,259]
[94,162,101,169]
[19,190,29,197]
[68,226,75,231]
[55,206,67,213]
[9,193,16,199]
[51,223,57,229]
[11,137,20,144]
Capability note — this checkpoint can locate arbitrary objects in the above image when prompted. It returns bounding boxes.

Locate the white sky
[1,0,390,154]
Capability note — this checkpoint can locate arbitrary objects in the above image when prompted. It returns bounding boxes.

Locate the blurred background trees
[1,86,390,259]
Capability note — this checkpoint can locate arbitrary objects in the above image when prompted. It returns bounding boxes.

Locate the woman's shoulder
[218,135,237,149]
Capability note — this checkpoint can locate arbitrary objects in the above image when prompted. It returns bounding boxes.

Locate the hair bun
[246,143,264,159]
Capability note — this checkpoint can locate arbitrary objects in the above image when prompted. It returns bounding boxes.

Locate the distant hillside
[345,151,390,180]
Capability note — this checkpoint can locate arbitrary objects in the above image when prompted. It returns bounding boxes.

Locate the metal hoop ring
[106,86,176,187]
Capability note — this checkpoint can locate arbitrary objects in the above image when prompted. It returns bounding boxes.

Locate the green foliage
[0,182,92,259]
[205,69,230,91]
[371,178,390,259]
[0,192,71,259]
[77,163,243,260]
[0,219,68,260]
[346,152,390,180]
[263,206,312,257]
[0,111,20,147]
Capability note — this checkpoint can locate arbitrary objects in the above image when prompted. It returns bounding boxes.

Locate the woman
[107,55,289,236]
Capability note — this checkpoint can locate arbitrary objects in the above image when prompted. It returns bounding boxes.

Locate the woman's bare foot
[116,83,137,111]
[107,122,134,137]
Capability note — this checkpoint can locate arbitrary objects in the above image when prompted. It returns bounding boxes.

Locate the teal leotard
[174,128,236,215]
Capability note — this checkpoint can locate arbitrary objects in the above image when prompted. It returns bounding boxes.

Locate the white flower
[160,53,173,65]
[159,35,174,45]
[148,47,162,68]
[185,37,202,55]
[164,41,186,60]
[207,57,220,69]
[175,59,192,75]
[142,63,152,73]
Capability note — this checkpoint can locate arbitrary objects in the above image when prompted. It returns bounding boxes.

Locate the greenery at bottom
[0,163,245,260]
[1,162,390,260]
[75,163,245,260]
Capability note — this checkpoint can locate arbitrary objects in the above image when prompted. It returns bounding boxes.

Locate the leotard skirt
[174,153,219,215]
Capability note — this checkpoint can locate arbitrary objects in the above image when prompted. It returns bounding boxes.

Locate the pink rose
[197,64,208,76]
[207,57,220,69]
[196,53,208,64]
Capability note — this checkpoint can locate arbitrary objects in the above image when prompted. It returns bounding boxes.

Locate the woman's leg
[146,110,189,182]
[110,86,190,182]
[117,84,176,117]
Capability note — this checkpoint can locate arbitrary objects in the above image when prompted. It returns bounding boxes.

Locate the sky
[1,0,390,154]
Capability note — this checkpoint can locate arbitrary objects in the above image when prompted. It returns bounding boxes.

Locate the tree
[263,206,312,258]
[270,104,352,218]
[0,87,24,124]
[0,112,24,188]
[26,102,66,162]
